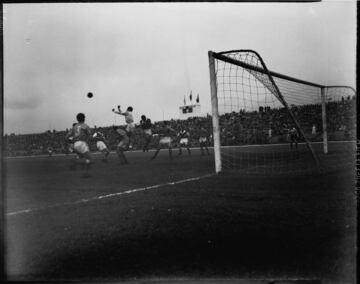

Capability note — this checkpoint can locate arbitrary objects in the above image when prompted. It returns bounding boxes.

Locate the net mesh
[213,50,356,174]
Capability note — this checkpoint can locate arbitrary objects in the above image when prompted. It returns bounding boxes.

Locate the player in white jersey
[92,127,110,162]
[113,126,129,165]
[65,113,92,177]
[177,129,191,156]
[112,105,135,149]
[112,105,135,134]
[150,121,176,160]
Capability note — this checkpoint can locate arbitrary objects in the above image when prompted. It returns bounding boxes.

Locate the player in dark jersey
[65,113,92,177]
[92,127,110,162]
[139,115,152,152]
[150,121,176,160]
[113,126,129,165]
[47,145,54,157]
[289,127,299,149]
[177,129,191,156]
[199,126,210,155]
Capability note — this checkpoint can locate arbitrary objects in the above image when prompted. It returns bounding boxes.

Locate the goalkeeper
[289,127,299,149]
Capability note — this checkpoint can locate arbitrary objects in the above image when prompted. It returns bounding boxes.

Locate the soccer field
[4,142,356,283]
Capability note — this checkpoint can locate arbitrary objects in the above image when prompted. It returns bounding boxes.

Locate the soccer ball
[87,92,93,98]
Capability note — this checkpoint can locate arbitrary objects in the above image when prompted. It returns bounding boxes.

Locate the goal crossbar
[213,51,324,89]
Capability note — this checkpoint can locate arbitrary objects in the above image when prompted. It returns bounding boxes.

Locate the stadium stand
[3,97,355,157]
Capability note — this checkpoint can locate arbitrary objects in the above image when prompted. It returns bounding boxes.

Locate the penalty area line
[6,173,215,217]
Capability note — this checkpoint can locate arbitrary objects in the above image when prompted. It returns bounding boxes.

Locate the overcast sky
[3,1,356,135]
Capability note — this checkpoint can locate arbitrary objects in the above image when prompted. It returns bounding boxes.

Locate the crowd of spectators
[3,96,356,157]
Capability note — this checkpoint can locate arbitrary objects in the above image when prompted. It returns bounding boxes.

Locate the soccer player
[199,126,210,155]
[65,113,92,177]
[93,127,110,162]
[112,105,135,149]
[289,127,299,149]
[177,129,191,156]
[139,115,152,152]
[311,124,316,135]
[113,126,129,165]
[112,105,135,134]
[65,123,76,154]
[47,145,54,157]
[150,121,176,161]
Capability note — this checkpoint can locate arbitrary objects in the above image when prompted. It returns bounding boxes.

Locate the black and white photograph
[2,1,357,283]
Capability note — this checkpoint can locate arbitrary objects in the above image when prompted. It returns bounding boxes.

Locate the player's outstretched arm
[112,109,125,116]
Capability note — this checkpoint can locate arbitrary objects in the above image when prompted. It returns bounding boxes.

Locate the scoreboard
[179,104,201,119]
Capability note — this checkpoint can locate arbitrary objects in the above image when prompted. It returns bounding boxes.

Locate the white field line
[3,140,356,159]
[6,173,215,217]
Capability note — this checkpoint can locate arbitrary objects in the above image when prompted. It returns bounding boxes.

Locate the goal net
[208,50,356,174]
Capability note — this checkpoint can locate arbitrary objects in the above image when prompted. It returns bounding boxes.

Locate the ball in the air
[87,92,93,98]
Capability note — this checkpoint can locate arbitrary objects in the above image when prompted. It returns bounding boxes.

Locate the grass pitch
[4,143,356,283]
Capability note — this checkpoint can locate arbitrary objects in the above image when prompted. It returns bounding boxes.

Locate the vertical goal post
[208,51,222,173]
[208,49,356,174]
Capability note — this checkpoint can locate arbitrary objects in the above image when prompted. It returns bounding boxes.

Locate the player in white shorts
[113,126,130,165]
[92,127,110,162]
[150,121,176,161]
[112,105,135,136]
[65,113,92,177]
[177,129,191,156]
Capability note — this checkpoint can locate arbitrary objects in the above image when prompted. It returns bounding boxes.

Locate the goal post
[208,51,222,173]
[208,49,356,174]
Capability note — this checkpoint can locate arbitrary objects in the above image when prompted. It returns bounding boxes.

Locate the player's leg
[73,141,92,176]
[82,151,92,177]
[117,146,128,164]
[102,148,110,162]
[178,143,182,155]
[71,142,86,170]
[186,142,191,156]
[97,141,108,162]
[205,142,210,155]
[70,153,81,170]
[103,143,110,162]
[143,135,148,152]
[146,135,152,151]
[168,141,173,160]
[200,142,205,155]
[143,133,151,152]
[199,138,205,155]
[126,124,135,148]
[142,134,147,152]
[117,140,129,164]
[150,143,161,160]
